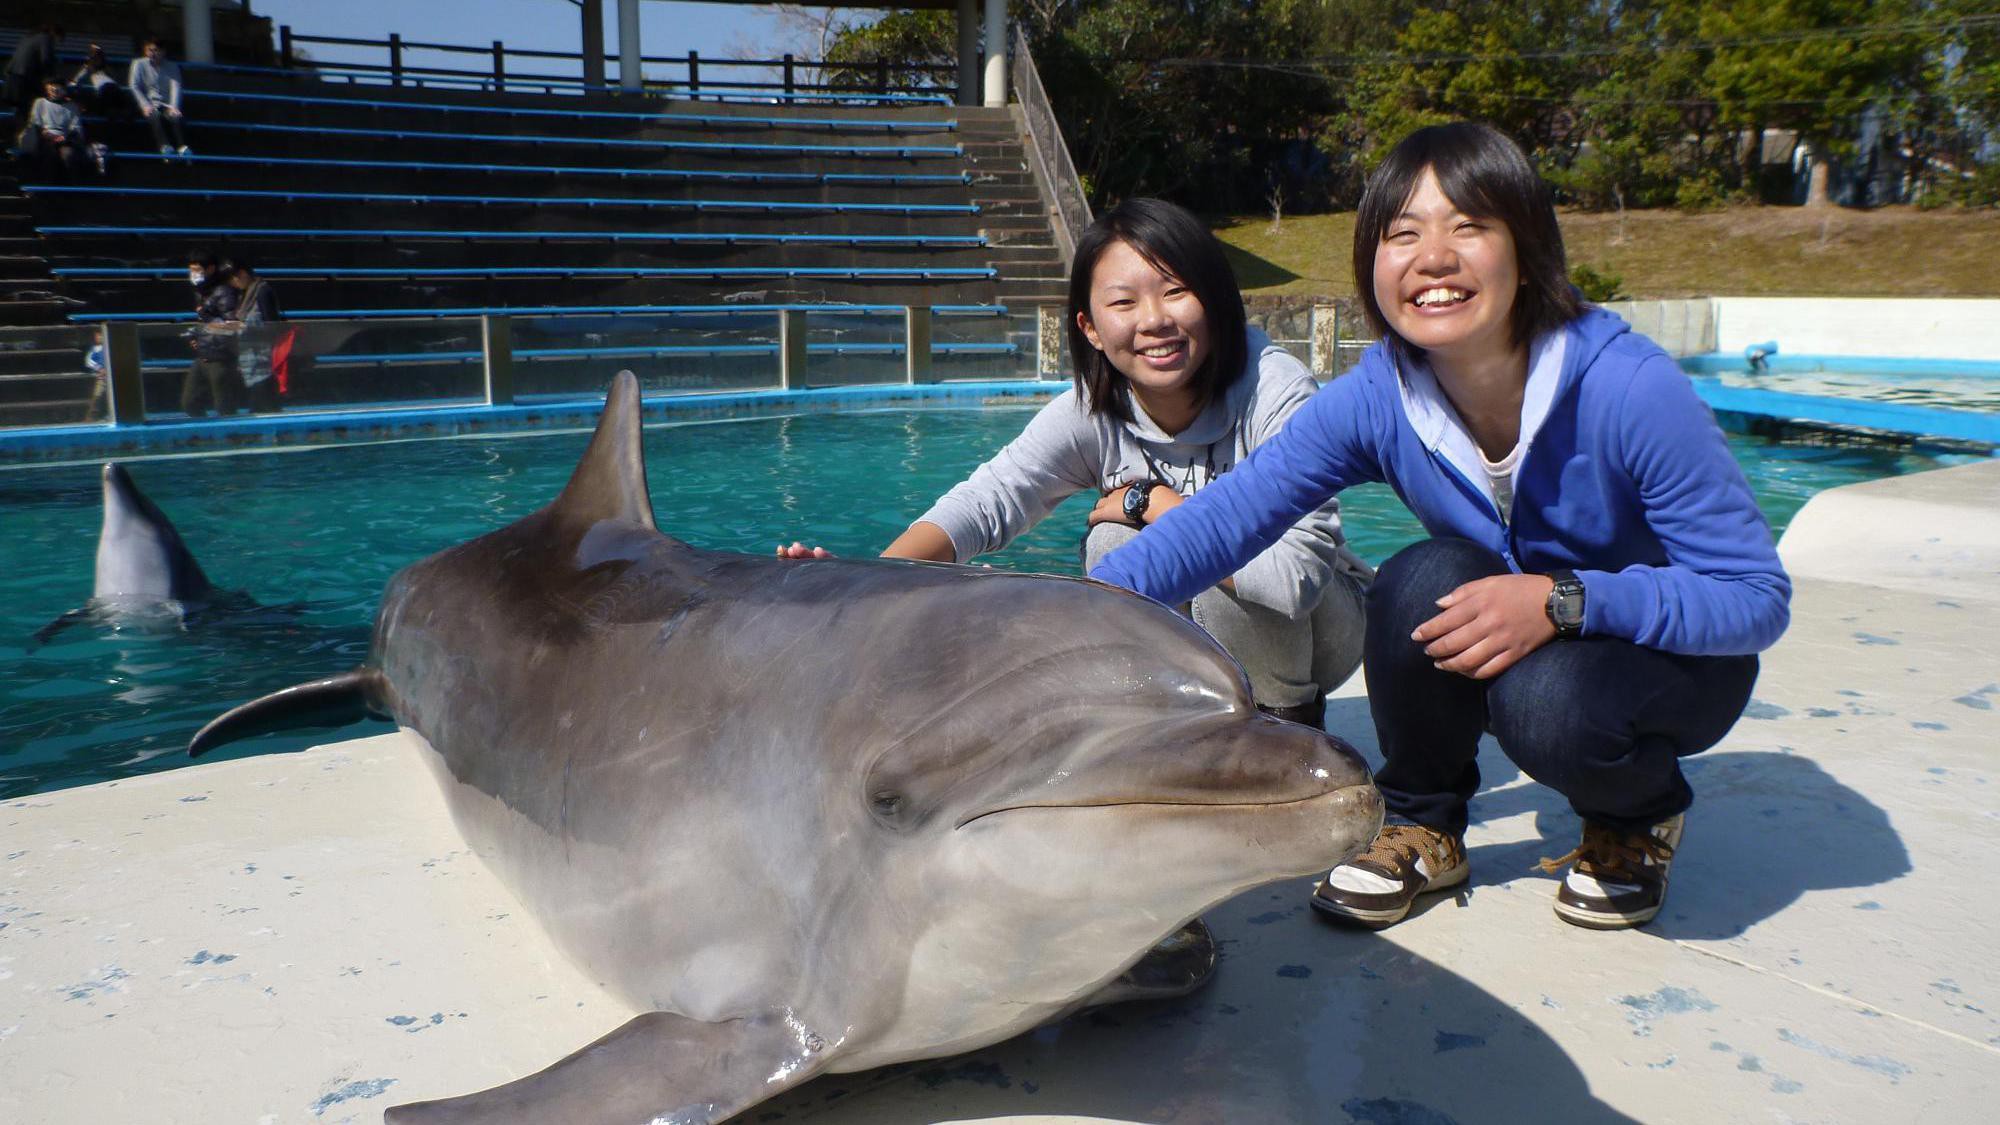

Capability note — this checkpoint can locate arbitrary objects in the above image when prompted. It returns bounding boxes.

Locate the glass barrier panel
[134,317,488,417]
[801,309,905,388]
[933,309,1031,382]
[0,324,102,430]
[511,312,780,399]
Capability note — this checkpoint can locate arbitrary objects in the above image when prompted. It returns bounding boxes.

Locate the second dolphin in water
[192,372,1383,1123]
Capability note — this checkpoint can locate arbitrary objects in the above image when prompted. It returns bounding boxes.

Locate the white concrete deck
[4,460,1998,1124]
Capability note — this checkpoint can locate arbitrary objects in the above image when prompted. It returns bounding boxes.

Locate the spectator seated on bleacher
[3,21,60,123]
[128,38,188,156]
[67,44,125,117]
[18,76,104,180]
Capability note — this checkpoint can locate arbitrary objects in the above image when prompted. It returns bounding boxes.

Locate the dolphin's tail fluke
[188,668,391,758]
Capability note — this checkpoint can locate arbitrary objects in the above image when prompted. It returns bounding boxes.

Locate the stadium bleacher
[1,39,1067,423]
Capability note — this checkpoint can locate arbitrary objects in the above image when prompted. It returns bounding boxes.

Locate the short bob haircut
[1066,197,1248,425]
[1353,122,1580,354]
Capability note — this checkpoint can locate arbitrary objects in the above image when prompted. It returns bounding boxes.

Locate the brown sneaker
[1310,823,1469,928]
[1540,814,1685,930]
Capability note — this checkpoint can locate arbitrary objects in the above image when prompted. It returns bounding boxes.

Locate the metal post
[688,50,700,98]
[905,306,933,384]
[183,0,215,65]
[616,0,641,93]
[482,316,514,406]
[783,54,794,100]
[389,33,403,87]
[956,0,978,108]
[1035,306,1063,380]
[493,41,506,92]
[279,24,294,68]
[105,323,145,426]
[1309,304,1339,380]
[982,0,1006,107]
[580,0,605,88]
[779,310,807,390]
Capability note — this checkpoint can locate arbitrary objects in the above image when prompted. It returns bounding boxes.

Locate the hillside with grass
[1212,206,2000,300]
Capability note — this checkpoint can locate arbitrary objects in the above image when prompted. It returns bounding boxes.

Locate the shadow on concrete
[762,889,1637,1125]
[1215,239,1302,291]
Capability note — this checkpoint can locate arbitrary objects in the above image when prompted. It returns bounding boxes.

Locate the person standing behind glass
[223,260,284,413]
[183,252,241,417]
[128,38,188,156]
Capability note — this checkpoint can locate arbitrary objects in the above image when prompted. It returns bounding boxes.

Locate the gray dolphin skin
[189,372,1384,1124]
[33,463,218,643]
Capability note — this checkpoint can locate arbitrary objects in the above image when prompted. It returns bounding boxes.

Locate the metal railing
[1011,29,1091,268]
[277,28,959,102]
[0,307,1036,431]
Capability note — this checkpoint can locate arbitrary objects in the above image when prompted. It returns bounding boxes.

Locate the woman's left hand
[1412,573,1558,680]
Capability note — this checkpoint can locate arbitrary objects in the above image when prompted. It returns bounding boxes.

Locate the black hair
[224,257,255,275]
[1352,122,1580,354]
[187,250,219,270]
[1066,197,1247,425]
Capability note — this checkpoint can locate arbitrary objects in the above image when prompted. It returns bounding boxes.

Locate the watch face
[1554,585,1585,627]
[1123,485,1149,522]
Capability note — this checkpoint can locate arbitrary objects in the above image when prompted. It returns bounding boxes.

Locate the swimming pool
[0,405,1974,798]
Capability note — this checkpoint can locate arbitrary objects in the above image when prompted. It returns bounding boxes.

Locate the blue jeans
[1364,538,1759,837]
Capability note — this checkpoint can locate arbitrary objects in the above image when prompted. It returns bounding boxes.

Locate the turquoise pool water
[0,405,1973,798]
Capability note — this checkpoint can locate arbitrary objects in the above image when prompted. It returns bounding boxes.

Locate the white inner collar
[1394,328,1568,509]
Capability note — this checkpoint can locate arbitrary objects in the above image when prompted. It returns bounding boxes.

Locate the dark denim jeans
[1364,538,1759,837]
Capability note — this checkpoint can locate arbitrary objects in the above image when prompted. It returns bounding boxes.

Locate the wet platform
[4,459,1997,1123]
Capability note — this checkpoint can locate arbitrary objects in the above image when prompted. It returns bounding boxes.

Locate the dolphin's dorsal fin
[550,371,655,530]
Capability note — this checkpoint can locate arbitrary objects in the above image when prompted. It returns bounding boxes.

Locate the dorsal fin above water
[550,370,655,530]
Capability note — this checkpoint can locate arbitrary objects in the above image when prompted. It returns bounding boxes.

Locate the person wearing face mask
[1091,123,1789,933]
[781,197,1374,730]
[182,252,241,417]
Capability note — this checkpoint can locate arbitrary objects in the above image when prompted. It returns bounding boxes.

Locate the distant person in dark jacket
[224,260,285,413]
[67,44,124,115]
[183,252,241,417]
[3,22,60,122]
[128,38,188,155]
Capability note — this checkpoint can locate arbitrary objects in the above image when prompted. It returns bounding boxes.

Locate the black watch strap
[1122,482,1156,526]
[1546,568,1585,638]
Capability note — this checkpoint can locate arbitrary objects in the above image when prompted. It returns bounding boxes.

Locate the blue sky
[247,1,887,75]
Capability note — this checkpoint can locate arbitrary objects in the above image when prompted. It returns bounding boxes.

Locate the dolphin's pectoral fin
[1079,917,1220,1009]
[383,1008,835,1125]
[29,608,92,648]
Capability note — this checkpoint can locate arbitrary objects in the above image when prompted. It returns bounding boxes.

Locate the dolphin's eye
[871,791,905,820]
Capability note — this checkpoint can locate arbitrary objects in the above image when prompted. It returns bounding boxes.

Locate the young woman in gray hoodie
[783,197,1372,727]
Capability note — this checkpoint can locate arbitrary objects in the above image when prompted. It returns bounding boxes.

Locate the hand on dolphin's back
[189,372,1384,1125]
[774,541,833,559]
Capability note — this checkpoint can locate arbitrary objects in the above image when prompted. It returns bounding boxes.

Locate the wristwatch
[1545,569,1585,638]
[1122,481,1159,526]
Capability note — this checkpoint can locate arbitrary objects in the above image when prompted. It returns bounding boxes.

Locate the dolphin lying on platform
[34,463,226,644]
[190,372,1383,1124]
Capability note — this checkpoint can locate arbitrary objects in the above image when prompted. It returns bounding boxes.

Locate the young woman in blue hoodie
[1091,123,1791,931]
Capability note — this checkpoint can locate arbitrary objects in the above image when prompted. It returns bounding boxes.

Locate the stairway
[0,168,96,426]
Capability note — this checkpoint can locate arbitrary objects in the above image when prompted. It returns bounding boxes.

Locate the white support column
[956,0,979,109]
[981,0,1006,108]
[617,0,642,93]
[183,0,216,65]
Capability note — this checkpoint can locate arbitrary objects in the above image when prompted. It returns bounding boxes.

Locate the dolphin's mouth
[953,783,1374,830]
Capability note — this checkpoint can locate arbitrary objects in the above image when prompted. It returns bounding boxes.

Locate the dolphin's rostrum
[190,372,1384,1123]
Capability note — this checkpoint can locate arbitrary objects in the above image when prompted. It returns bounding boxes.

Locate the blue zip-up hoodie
[1091,306,1791,656]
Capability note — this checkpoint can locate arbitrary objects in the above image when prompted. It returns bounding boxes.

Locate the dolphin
[189,372,1384,1124]
[33,463,219,644]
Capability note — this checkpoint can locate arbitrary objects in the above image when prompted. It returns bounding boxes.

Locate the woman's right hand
[775,542,833,559]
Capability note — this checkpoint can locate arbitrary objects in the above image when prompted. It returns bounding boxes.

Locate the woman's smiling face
[1078,239,1213,404]
[1372,166,1522,365]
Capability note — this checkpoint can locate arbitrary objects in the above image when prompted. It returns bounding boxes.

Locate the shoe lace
[1365,823,1442,871]
[1535,821,1674,878]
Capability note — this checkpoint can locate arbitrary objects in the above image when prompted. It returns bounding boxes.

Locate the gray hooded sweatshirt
[918,328,1371,615]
